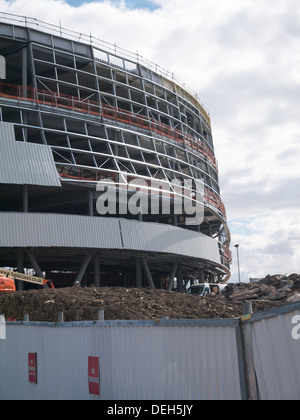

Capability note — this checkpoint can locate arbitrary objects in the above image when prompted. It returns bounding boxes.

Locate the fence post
[235,320,248,401]
[242,301,259,400]
[58,312,64,323]
[97,310,104,321]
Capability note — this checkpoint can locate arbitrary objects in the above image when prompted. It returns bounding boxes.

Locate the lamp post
[234,244,241,284]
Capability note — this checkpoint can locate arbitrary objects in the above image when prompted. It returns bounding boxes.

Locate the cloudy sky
[1,0,300,282]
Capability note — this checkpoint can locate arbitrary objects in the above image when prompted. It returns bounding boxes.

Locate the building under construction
[0,13,231,289]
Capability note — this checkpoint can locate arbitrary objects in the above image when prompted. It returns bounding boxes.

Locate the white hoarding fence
[0,302,299,400]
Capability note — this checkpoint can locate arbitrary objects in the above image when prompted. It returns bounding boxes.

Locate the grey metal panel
[0,213,220,264]
[0,122,15,141]
[121,219,169,252]
[252,309,300,400]
[0,322,242,400]
[169,225,221,263]
[0,122,61,187]
[0,213,123,249]
[120,219,221,264]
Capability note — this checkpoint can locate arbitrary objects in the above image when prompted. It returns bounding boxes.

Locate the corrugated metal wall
[0,213,123,248]
[0,122,61,187]
[251,307,300,400]
[0,213,221,264]
[1,303,299,400]
[0,319,243,401]
[120,219,221,264]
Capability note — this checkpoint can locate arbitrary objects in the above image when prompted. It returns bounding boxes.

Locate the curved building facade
[0,14,231,289]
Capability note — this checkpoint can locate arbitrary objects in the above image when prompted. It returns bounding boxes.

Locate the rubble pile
[222,273,300,304]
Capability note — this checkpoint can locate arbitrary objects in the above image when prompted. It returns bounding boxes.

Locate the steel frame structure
[0,13,231,288]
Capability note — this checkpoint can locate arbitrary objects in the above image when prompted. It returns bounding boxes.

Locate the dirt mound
[0,287,240,322]
[0,277,291,322]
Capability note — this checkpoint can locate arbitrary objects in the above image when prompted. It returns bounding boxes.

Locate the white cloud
[0,0,299,282]
[230,209,300,283]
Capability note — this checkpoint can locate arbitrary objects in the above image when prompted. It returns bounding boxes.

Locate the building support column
[94,254,100,287]
[23,185,28,213]
[27,251,44,279]
[17,252,24,291]
[177,265,184,292]
[167,263,178,291]
[199,268,205,283]
[88,189,94,217]
[141,258,155,289]
[22,46,27,97]
[73,253,93,286]
[22,46,28,142]
[136,258,142,288]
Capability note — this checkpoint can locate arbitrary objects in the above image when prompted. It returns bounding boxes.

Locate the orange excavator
[0,269,54,292]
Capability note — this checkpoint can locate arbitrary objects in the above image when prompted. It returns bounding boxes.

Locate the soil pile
[0,273,299,322]
[0,287,242,322]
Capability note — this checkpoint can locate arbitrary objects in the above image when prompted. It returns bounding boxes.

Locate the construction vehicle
[0,269,54,292]
[188,283,227,297]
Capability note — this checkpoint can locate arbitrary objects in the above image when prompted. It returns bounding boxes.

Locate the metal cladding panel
[0,213,221,264]
[252,309,300,400]
[0,122,61,187]
[168,226,221,263]
[120,219,170,252]
[0,213,123,249]
[0,321,242,400]
[0,122,15,141]
[120,219,221,264]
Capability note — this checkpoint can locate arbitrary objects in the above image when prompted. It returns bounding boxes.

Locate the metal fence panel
[251,308,300,400]
[0,320,242,400]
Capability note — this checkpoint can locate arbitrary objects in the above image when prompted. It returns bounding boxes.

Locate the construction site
[0,13,299,402]
[0,13,231,291]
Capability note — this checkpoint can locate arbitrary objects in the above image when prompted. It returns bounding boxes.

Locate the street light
[234,244,241,284]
